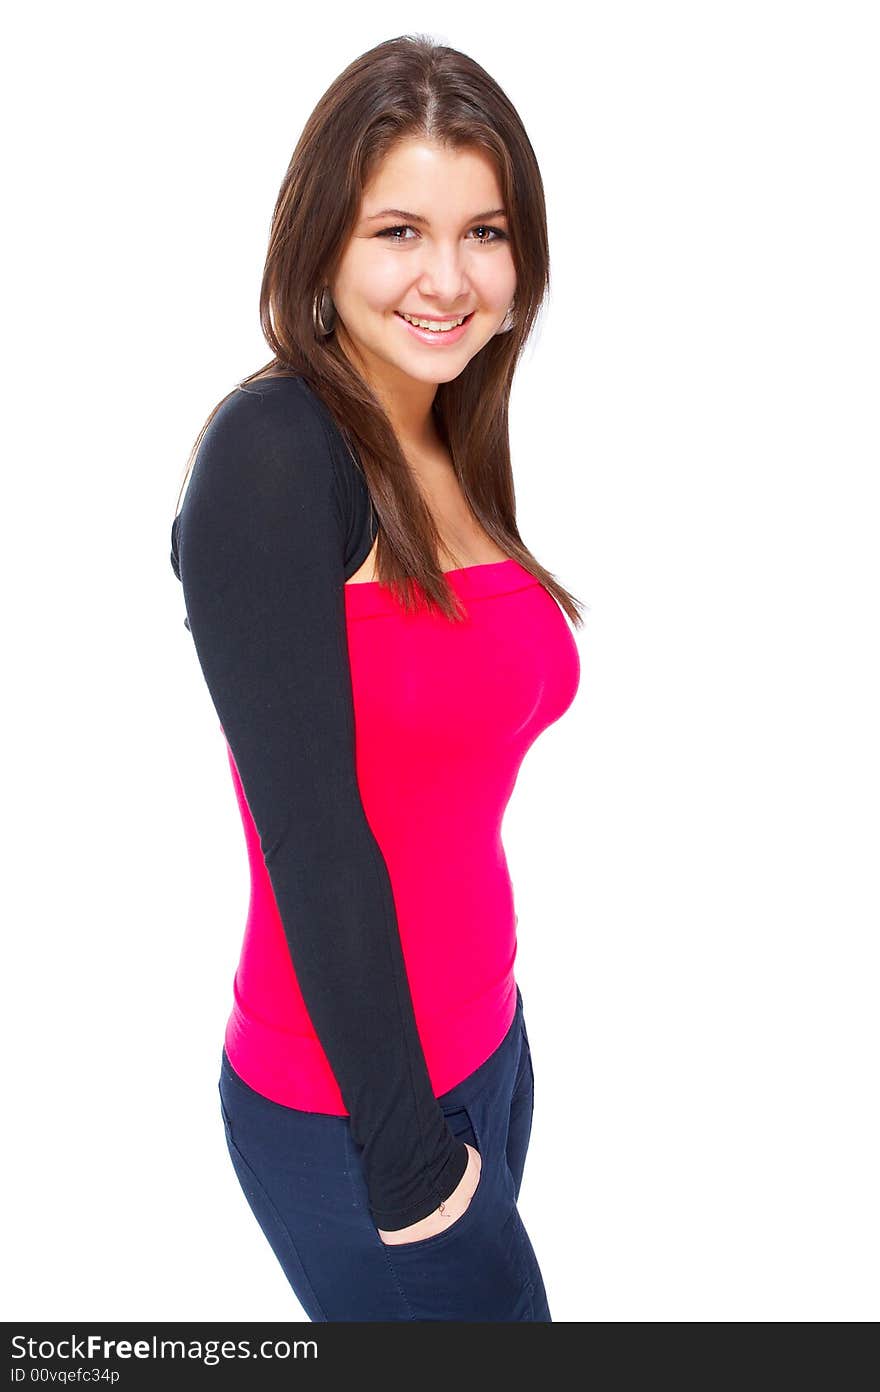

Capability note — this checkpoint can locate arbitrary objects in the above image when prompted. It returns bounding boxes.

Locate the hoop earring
[313,286,337,337]
[497,301,516,334]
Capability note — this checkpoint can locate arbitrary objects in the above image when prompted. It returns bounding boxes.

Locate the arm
[174,379,468,1230]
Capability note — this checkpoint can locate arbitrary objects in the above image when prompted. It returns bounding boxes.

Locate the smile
[398,311,470,331]
[394,310,475,345]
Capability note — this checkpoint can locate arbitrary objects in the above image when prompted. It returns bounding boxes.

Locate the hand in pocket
[377,1143,482,1246]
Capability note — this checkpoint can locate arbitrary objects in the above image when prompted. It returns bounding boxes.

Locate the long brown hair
[174,32,586,627]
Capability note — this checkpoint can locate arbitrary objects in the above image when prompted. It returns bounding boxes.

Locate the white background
[3,1,877,1323]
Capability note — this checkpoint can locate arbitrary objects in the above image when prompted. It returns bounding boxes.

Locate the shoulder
[173,374,372,585]
[174,375,339,571]
[192,374,369,511]
[195,375,332,488]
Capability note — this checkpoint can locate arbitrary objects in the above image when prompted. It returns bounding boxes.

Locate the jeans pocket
[218,1081,243,1157]
[381,1092,535,1320]
[519,1020,535,1131]
[218,1082,231,1130]
[379,1099,489,1255]
[218,1063,254,1163]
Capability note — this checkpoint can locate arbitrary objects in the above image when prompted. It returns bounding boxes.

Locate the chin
[395,356,472,385]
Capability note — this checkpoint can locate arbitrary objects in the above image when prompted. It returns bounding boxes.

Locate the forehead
[362,138,503,210]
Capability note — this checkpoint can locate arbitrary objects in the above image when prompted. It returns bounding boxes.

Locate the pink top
[222,558,581,1113]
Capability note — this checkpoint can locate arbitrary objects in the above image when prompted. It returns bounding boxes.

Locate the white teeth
[400,312,467,331]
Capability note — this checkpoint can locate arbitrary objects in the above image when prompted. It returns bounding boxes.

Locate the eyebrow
[366,207,507,224]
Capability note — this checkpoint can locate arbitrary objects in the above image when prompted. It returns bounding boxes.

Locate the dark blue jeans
[217,984,551,1321]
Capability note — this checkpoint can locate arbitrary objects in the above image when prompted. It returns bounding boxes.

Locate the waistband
[221,981,525,1117]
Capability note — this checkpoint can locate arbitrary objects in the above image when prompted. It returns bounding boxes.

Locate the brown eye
[471,226,507,243]
[376,225,416,241]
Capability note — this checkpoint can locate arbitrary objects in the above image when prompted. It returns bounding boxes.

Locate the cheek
[341,249,409,312]
[477,255,517,308]
[367,258,411,310]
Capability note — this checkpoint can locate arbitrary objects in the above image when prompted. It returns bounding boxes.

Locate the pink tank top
[222,557,580,1113]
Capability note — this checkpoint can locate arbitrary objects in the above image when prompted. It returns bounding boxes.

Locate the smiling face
[329,137,517,401]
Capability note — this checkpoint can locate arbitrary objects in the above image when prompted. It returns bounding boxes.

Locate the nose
[415,242,471,309]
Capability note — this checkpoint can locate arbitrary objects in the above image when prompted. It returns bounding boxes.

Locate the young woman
[170,34,585,1322]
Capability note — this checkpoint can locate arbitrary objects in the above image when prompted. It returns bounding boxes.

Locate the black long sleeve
[171,376,468,1230]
